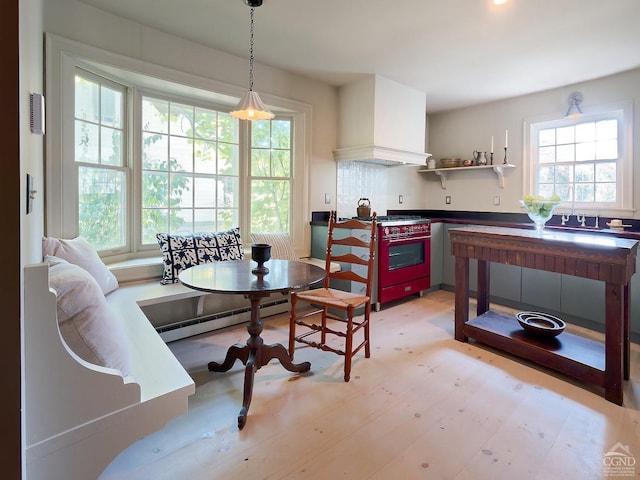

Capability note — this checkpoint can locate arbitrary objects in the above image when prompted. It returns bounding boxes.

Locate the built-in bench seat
[24,263,196,480]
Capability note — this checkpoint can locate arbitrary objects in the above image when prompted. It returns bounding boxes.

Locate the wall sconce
[230,0,274,121]
[565,92,583,119]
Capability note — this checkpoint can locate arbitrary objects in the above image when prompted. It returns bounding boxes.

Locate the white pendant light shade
[230,90,274,120]
[231,2,274,121]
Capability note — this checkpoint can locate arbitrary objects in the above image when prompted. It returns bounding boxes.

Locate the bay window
[46,34,307,264]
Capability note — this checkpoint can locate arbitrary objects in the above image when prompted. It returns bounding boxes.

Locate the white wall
[424,67,640,215]
[42,0,339,216]
[21,0,45,265]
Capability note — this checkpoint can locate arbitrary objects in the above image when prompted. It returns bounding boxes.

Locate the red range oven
[376,218,431,309]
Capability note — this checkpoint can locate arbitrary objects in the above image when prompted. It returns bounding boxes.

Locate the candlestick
[490,152,494,165]
[505,129,508,148]
[491,136,494,154]
[503,146,508,165]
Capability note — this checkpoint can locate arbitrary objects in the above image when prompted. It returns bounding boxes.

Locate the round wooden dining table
[179,259,326,429]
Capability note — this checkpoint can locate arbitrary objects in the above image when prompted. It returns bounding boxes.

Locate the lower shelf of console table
[464,310,605,387]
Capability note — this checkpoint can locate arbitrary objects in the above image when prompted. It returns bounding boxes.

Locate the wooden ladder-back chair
[288,211,378,381]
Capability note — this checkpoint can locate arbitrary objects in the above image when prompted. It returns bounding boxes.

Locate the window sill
[107,257,164,284]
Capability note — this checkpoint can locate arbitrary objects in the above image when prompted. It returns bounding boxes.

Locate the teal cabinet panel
[490,263,522,303]
[310,225,328,259]
[430,222,444,286]
[560,275,604,324]
[442,224,462,287]
[521,267,561,311]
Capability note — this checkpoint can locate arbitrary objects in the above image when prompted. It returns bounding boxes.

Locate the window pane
[170,103,193,137]
[218,143,239,175]
[251,179,290,232]
[595,183,616,202]
[556,144,574,162]
[193,177,216,208]
[217,209,239,231]
[195,108,217,140]
[170,136,194,173]
[75,76,99,122]
[75,120,99,163]
[538,146,555,163]
[142,98,168,133]
[142,172,169,208]
[251,120,271,148]
[597,119,617,140]
[575,184,594,202]
[575,123,594,143]
[538,165,554,183]
[596,139,617,160]
[194,209,216,232]
[195,139,216,174]
[576,142,595,161]
[217,177,238,208]
[78,166,125,250]
[272,150,291,177]
[101,86,122,128]
[575,163,594,182]
[538,128,555,146]
[556,164,573,184]
[555,184,572,201]
[556,126,574,144]
[271,120,291,148]
[142,209,169,244]
[142,133,169,170]
[171,174,193,208]
[101,126,122,166]
[252,149,270,176]
[171,209,193,233]
[218,113,238,143]
[596,162,616,182]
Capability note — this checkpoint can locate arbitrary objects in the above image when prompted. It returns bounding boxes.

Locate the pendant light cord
[248,7,255,91]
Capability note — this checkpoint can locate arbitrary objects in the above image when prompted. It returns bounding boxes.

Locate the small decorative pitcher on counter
[473,150,488,166]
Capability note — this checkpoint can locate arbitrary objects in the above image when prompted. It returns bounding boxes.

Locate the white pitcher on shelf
[473,150,488,165]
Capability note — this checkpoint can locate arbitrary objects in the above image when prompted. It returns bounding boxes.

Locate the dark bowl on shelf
[515,311,566,338]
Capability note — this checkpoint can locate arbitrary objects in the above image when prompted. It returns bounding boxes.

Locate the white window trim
[45,33,313,264]
[522,99,634,217]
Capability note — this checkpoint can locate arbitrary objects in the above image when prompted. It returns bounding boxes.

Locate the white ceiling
[77,0,640,112]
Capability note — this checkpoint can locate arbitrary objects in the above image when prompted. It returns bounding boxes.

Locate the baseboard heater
[156,298,290,342]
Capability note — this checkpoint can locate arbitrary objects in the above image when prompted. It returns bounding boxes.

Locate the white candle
[505,129,508,148]
[491,136,494,153]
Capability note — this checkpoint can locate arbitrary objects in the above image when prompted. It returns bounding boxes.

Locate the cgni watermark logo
[603,442,636,477]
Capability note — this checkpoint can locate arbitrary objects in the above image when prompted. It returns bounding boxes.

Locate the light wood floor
[100,290,640,480]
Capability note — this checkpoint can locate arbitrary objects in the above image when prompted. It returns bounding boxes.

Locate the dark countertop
[311,210,640,241]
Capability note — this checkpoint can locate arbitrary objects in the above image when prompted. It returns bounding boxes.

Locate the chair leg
[288,294,297,360]
[364,304,371,358]
[344,305,355,382]
[320,307,328,345]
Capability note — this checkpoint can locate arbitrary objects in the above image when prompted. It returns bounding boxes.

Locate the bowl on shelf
[440,158,460,168]
[515,311,566,338]
[520,195,561,234]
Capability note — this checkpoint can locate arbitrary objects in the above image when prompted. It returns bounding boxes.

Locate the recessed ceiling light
[494,0,508,5]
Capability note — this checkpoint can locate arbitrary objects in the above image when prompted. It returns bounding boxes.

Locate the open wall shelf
[419,164,516,189]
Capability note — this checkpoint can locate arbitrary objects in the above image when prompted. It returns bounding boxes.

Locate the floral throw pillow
[156,228,244,284]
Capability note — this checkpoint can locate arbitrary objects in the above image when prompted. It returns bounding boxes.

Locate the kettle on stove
[357,198,371,218]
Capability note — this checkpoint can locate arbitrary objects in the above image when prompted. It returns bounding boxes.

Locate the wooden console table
[449,225,638,405]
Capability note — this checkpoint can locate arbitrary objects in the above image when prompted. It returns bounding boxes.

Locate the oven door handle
[384,235,431,244]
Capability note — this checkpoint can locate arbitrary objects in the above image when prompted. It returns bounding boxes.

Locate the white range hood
[333,75,430,166]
